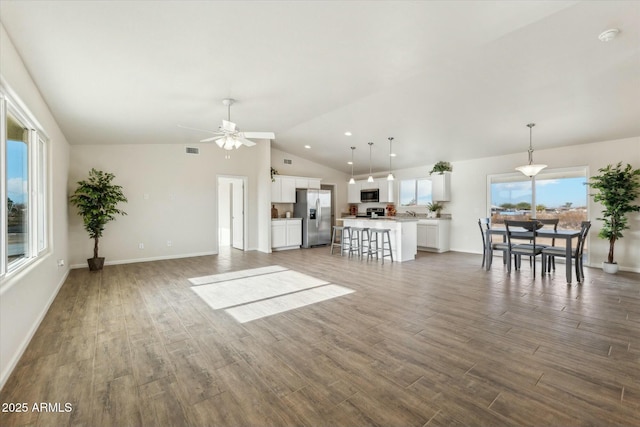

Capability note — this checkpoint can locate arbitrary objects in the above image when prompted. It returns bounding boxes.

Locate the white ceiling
[1,1,638,175]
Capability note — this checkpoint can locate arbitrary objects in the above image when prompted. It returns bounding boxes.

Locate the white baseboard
[69,251,218,269]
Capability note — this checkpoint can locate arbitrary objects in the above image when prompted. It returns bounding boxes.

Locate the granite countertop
[342,216,418,222]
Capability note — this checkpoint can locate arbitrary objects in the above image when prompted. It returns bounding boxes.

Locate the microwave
[360,188,379,203]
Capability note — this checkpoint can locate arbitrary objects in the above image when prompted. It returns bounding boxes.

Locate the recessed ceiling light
[344,131,352,136]
[304,145,311,149]
[389,153,397,157]
[598,28,619,42]
[347,161,353,165]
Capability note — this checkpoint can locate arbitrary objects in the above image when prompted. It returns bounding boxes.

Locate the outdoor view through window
[491,171,588,248]
[6,113,29,265]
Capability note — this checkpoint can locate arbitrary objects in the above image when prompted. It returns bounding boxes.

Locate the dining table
[485,227,582,283]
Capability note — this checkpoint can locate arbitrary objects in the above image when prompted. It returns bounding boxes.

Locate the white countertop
[271,217,302,221]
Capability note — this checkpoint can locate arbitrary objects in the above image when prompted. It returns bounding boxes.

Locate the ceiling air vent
[284,159,292,165]
[185,147,199,155]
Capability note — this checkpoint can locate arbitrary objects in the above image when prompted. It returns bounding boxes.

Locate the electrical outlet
[57,259,65,267]
[167,240,172,247]
[138,243,144,249]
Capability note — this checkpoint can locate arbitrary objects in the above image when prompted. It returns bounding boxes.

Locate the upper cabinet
[377,178,395,203]
[272,175,322,202]
[431,172,451,202]
[347,178,395,203]
[347,181,361,204]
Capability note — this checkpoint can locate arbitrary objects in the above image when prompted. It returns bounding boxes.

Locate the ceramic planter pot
[87,257,105,271]
[602,262,618,274]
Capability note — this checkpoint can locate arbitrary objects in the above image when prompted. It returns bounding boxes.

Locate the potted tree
[586,162,640,273]
[70,168,128,271]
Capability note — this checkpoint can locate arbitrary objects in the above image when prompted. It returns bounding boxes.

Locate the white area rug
[189,266,354,323]
[188,265,288,286]
[225,284,354,323]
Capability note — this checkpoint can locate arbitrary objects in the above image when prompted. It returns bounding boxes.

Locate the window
[1,88,49,277]
[399,178,432,206]
[489,167,588,230]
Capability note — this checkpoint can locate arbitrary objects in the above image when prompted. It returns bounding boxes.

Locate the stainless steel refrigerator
[293,189,331,248]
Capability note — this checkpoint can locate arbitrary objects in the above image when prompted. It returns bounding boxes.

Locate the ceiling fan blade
[221,120,236,132]
[237,137,256,147]
[177,124,217,134]
[240,131,275,139]
[200,135,225,143]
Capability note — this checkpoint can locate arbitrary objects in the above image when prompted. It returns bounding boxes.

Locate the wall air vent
[185,147,199,155]
[284,159,292,165]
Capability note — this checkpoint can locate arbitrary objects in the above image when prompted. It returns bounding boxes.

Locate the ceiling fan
[178,98,275,150]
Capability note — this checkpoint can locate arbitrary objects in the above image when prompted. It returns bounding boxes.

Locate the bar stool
[348,227,370,259]
[330,225,351,256]
[368,228,393,264]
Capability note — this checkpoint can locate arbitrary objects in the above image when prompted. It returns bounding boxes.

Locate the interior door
[231,180,244,250]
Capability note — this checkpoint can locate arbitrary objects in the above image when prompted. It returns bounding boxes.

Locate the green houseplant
[429,161,452,175]
[70,168,128,271]
[427,201,444,218]
[586,162,640,273]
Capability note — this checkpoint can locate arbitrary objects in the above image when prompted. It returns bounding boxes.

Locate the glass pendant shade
[516,123,547,177]
[367,142,374,183]
[515,164,547,177]
[387,137,395,180]
[349,146,356,184]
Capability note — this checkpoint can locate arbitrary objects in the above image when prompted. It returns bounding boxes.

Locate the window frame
[399,177,433,207]
[1,86,50,279]
[486,166,589,225]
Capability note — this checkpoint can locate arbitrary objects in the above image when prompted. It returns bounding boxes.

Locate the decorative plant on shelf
[70,168,128,271]
[586,162,640,274]
[271,167,279,182]
[427,201,445,218]
[429,161,452,175]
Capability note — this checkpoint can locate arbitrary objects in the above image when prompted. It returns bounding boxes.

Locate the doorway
[218,176,247,250]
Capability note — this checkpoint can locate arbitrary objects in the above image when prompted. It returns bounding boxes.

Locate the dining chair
[542,221,591,282]
[518,218,559,268]
[478,218,509,268]
[504,220,544,277]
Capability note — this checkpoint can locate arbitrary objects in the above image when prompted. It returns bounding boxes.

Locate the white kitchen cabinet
[431,172,451,202]
[417,219,450,253]
[271,218,302,250]
[360,180,379,190]
[271,176,296,203]
[347,180,361,203]
[272,175,321,202]
[296,177,321,189]
[376,178,395,203]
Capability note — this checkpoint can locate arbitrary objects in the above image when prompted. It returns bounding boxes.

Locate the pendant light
[386,137,395,181]
[367,142,374,183]
[515,123,547,177]
[349,146,356,184]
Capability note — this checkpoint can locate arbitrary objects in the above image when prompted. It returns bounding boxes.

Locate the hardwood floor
[1,248,639,426]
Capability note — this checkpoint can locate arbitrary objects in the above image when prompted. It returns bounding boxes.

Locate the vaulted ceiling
[1,1,638,175]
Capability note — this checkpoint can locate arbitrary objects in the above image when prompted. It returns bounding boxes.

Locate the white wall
[390,136,640,272]
[69,140,271,267]
[0,24,71,388]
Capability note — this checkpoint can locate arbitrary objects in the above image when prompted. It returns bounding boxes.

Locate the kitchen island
[342,217,418,262]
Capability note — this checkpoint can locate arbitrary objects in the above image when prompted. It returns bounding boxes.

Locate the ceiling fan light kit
[515,123,547,177]
[179,98,275,150]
